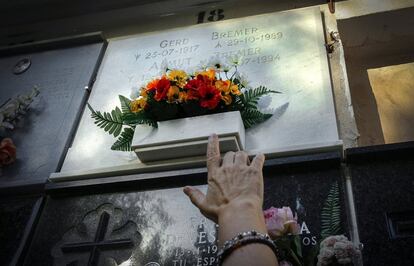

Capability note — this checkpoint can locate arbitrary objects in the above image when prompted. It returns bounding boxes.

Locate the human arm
[183,134,278,266]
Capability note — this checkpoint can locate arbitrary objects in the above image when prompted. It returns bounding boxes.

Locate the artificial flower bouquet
[317,235,360,266]
[0,87,39,169]
[264,206,303,266]
[0,87,40,131]
[88,63,279,151]
[264,183,361,266]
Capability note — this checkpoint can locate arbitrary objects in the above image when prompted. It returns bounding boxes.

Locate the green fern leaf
[240,86,280,109]
[320,182,342,240]
[119,95,132,114]
[123,112,157,128]
[118,95,157,127]
[87,104,123,137]
[111,127,134,151]
[241,108,272,128]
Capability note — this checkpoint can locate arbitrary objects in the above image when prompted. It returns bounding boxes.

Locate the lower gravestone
[0,41,104,191]
[0,196,42,266]
[25,153,348,265]
[347,144,414,266]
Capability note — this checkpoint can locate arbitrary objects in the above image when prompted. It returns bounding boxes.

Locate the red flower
[196,74,214,86]
[199,84,221,109]
[154,77,171,101]
[185,79,202,100]
[184,75,221,109]
[146,78,159,92]
[0,138,16,167]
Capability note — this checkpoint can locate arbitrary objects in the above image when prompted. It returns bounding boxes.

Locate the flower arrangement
[264,183,361,266]
[88,62,279,151]
[0,87,40,130]
[0,87,40,169]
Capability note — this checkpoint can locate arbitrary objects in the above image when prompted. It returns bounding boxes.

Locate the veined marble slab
[56,7,340,181]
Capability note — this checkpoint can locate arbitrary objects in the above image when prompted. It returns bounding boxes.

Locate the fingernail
[183,186,191,194]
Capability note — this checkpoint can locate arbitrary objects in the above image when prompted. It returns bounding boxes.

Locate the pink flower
[317,235,361,266]
[263,206,300,238]
[0,138,16,167]
[279,261,293,266]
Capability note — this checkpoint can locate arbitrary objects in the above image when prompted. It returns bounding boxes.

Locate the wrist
[218,199,268,244]
[218,199,263,220]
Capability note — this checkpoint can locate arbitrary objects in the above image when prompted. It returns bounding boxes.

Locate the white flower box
[131,111,245,163]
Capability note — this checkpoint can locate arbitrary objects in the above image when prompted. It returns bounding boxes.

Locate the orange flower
[215,80,231,93]
[178,91,188,102]
[167,86,179,102]
[146,78,160,92]
[229,83,241,95]
[221,94,232,105]
[215,80,240,95]
[196,69,216,80]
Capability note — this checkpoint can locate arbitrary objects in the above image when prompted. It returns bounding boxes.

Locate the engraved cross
[61,211,133,266]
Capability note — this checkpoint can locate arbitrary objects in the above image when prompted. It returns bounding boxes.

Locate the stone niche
[338,7,414,146]
[0,41,105,191]
[346,144,414,265]
[53,7,342,181]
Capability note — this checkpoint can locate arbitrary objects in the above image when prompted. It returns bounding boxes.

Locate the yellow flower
[221,94,233,105]
[168,70,188,87]
[168,69,187,80]
[140,88,148,98]
[167,86,179,102]
[130,97,147,113]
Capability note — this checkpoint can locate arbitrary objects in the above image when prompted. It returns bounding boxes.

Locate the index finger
[251,153,265,169]
[207,134,220,170]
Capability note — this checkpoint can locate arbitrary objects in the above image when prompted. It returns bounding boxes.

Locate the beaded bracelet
[216,230,278,265]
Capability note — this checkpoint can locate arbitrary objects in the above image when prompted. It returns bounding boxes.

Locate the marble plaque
[0,42,104,189]
[59,7,340,178]
[26,160,348,265]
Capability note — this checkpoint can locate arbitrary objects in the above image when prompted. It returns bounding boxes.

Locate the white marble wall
[56,7,341,180]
